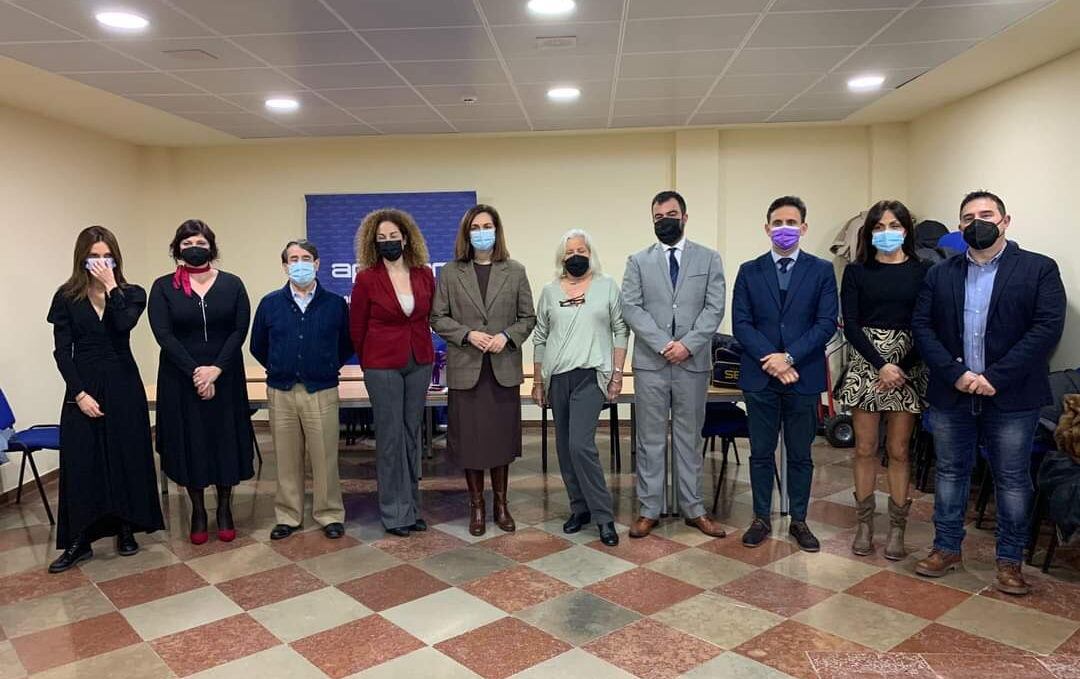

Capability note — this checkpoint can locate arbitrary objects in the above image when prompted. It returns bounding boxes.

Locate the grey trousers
[549,368,615,524]
[634,366,710,519]
[365,355,433,530]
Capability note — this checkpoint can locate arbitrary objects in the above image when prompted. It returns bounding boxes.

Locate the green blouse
[533,274,630,393]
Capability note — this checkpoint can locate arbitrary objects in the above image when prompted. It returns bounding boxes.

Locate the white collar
[290,280,317,299]
[771,248,801,264]
[663,237,686,252]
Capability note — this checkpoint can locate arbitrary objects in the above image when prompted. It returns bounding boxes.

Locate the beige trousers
[268,385,344,527]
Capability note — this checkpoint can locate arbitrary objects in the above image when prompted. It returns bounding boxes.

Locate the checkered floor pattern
[2,429,1079,679]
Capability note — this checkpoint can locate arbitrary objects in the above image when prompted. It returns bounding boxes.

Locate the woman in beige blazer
[430,204,536,536]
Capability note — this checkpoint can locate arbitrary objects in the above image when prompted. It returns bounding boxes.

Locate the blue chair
[701,402,751,513]
[0,387,57,525]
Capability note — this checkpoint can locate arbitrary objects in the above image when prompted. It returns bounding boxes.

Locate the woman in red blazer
[350,208,434,537]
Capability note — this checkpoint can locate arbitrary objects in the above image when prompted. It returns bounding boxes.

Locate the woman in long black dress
[149,219,253,545]
[46,226,164,573]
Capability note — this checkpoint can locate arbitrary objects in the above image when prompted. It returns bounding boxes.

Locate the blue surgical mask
[470,229,496,252]
[871,230,905,254]
[84,257,115,270]
[288,261,316,286]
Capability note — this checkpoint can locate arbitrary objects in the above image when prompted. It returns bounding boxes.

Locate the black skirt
[447,355,521,469]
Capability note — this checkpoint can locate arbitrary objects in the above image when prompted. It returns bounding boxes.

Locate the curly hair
[354,208,430,270]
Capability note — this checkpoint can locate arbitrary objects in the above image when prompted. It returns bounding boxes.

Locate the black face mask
[564,254,590,278]
[963,219,1002,251]
[377,240,404,262]
[180,246,211,267]
[654,217,684,246]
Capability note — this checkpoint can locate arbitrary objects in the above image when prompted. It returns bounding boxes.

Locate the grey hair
[554,228,602,279]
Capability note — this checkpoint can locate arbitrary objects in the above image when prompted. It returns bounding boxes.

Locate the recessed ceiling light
[847,74,886,92]
[265,97,299,112]
[527,0,576,16]
[547,86,580,102]
[94,11,149,30]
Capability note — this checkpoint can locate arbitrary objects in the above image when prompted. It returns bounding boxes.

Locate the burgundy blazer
[349,262,435,369]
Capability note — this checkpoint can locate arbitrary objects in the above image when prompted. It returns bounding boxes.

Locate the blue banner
[305,190,478,301]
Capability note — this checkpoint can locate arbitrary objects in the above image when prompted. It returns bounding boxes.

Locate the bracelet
[612,368,624,374]
[75,393,87,402]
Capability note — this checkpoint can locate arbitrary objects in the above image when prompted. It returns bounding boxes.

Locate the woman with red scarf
[149,219,253,545]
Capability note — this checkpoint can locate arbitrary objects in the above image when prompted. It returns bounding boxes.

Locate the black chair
[0,387,57,525]
[700,403,754,514]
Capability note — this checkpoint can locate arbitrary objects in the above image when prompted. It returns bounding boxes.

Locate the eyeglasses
[558,294,585,307]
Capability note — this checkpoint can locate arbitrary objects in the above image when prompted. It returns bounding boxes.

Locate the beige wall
[908,48,1080,370]
[11,45,1076,494]
[0,103,142,492]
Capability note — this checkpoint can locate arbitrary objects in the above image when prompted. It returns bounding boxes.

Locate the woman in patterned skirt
[838,200,931,560]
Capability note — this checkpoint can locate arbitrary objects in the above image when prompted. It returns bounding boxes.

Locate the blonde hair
[554,229,601,279]
[355,208,430,270]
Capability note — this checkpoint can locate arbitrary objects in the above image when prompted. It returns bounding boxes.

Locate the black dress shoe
[411,518,428,532]
[270,524,301,541]
[49,542,93,574]
[116,524,139,556]
[562,512,591,534]
[385,526,411,537]
[598,522,619,547]
[323,523,345,539]
[789,521,820,552]
[742,518,772,548]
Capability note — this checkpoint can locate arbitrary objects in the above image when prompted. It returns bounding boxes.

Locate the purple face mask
[770,226,801,251]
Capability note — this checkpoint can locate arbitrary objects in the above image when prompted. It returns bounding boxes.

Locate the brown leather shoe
[465,470,486,537]
[684,515,726,538]
[914,549,962,577]
[629,516,659,539]
[995,560,1030,596]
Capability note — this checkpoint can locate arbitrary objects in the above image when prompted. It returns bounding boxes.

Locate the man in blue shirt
[251,240,353,541]
[912,191,1066,595]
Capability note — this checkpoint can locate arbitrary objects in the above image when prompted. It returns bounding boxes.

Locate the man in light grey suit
[622,191,727,539]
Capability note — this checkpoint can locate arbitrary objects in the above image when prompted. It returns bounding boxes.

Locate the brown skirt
[447,355,521,469]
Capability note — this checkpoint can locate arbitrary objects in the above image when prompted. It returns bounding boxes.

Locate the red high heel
[217,529,236,542]
[189,531,209,545]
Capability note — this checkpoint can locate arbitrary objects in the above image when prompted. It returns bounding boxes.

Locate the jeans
[745,388,819,522]
[931,397,1039,564]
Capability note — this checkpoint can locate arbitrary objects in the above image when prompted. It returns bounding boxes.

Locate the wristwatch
[784,353,795,366]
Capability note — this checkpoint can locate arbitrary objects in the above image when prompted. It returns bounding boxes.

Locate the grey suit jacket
[430,259,537,390]
[621,240,725,373]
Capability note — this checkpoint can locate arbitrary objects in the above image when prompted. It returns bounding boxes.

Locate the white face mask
[85,257,115,270]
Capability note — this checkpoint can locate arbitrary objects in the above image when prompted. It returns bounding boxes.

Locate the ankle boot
[188,487,209,545]
[884,497,911,561]
[216,485,236,542]
[116,523,139,556]
[490,465,516,533]
[49,538,93,573]
[465,469,486,536]
[851,492,875,556]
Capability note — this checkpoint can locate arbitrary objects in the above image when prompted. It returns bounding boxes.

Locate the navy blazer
[912,241,1066,412]
[732,251,839,395]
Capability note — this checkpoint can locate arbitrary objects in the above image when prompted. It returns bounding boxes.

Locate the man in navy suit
[912,191,1065,595]
[732,196,838,551]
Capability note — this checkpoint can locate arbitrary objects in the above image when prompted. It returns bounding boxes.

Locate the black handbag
[711,333,742,388]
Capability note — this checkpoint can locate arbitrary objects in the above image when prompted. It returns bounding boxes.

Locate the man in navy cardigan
[912,191,1066,595]
[732,196,838,552]
[250,240,353,542]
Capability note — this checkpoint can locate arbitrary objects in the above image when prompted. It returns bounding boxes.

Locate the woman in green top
[532,229,629,547]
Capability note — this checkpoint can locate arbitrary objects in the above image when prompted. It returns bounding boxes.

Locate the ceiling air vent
[535,35,577,50]
[161,48,219,62]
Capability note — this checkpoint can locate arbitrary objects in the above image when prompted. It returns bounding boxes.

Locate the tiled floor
[1,427,1079,678]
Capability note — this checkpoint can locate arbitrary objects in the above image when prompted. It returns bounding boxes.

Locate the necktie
[669,248,679,334]
[778,257,793,274]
